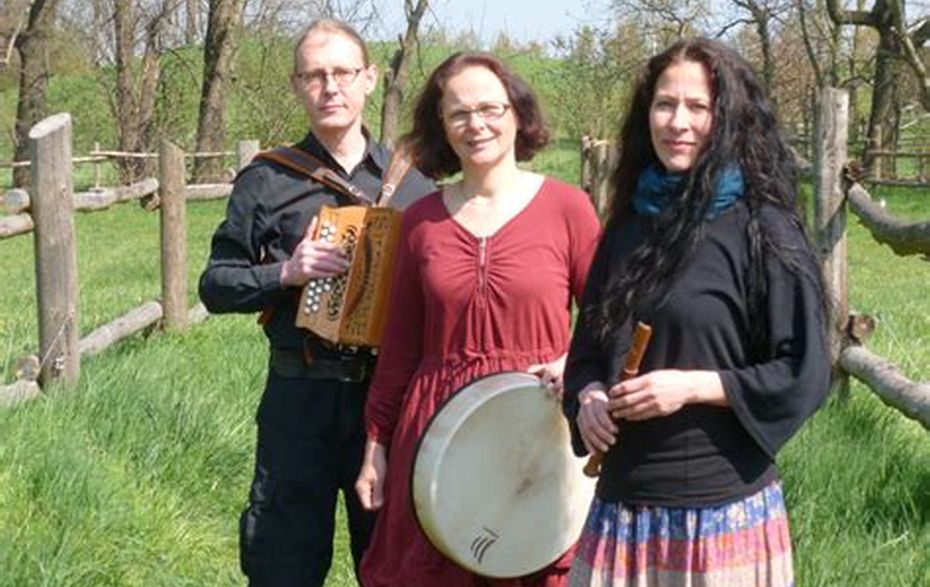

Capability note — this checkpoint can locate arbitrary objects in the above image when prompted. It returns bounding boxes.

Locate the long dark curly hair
[589,37,820,353]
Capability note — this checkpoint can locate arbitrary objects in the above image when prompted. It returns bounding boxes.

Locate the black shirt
[563,201,831,507]
[198,131,434,353]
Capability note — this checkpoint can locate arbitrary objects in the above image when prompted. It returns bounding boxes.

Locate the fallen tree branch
[188,302,209,324]
[1,188,30,214]
[840,345,930,430]
[0,213,34,239]
[2,303,213,409]
[78,301,163,357]
[185,183,232,201]
[0,380,42,407]
[846,181,930,258]
[74,178,160,211]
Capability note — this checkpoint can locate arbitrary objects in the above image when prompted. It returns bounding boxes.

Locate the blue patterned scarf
[632,163,745,218]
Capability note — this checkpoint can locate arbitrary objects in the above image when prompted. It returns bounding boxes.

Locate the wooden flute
[581,321,653,478]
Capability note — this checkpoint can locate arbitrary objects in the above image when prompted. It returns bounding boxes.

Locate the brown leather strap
[377,146,414,207]
[254,146,375,206]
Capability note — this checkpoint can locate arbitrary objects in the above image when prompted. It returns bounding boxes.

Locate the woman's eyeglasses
[294,67,364,89]
[442,102,511,128]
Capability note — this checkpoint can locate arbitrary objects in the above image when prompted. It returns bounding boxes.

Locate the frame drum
[411,371,595,578]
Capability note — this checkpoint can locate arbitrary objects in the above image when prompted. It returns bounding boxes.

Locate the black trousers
[239,370,375,586]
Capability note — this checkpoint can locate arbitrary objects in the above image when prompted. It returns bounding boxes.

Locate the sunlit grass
[0,152,927,586]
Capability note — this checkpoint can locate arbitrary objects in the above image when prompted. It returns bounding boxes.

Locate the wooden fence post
[813,87,849,393]
[592,141,612,218]
[580,135,592,195]
[93,141,101,189]
[159,139,188,330]
[30,113,80,387]
[236,140,260,172]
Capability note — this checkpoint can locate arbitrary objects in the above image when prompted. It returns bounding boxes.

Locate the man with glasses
[199,18,432,587]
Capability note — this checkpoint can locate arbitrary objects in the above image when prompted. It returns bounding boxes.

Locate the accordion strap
[377,146,413,208]
[254,146,375,206]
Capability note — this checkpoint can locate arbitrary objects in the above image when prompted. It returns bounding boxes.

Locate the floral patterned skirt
[569,481,794,587]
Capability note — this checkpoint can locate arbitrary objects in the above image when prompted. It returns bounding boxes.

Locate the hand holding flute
[580,322,653,478]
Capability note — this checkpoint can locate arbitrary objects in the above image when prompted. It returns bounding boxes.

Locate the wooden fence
[0,113,259,405]
[790,136,930,187]
[580,87,930,430]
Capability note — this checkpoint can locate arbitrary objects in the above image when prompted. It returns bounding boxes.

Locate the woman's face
[439,65,518,172]
[649,59,714,173]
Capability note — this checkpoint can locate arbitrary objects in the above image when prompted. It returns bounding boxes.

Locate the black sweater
[563,201,831,507]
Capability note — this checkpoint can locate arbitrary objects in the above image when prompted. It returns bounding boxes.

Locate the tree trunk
[112,0,168,183]
[193,0,245,183]
[113,0,142,182]
[186,0,199,45]
[864,27,899,177]
[754,8,775,101]
[0,0,31,69]
[12,0,61,188]
[380,0,429,148]
[826,0,910,179]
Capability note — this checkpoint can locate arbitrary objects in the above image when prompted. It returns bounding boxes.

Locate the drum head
[411,371,595,578]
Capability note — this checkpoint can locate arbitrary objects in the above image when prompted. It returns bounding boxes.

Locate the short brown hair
[293,18,370,71]
[403,52,549,179]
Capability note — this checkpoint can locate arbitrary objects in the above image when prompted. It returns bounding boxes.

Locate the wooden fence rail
[789,137,930,187]
[845,182,930,258]
[0,114,259,404]
[0,140,255,240]
[1,147,239,167]
[579,87,929,430]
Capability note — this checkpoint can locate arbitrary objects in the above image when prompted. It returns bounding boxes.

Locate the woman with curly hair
[563,38,831,587]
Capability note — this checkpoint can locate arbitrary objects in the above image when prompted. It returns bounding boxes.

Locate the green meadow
[1,38,928,587]
[1,149,928,585]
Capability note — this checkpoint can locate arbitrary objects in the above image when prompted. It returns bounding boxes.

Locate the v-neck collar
[441,176,549,241]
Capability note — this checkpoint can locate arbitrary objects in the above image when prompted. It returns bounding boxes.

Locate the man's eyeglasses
[442,102,511,128]
[294,67,364,89]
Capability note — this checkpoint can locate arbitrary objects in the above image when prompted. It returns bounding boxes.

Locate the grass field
[1,150,928,586]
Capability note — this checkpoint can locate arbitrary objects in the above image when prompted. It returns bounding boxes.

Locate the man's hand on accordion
[280,216,351,286]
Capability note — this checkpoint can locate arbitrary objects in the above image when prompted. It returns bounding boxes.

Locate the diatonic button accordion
[295,204,402,347]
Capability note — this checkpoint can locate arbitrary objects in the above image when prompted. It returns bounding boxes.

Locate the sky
[376,0,608,47]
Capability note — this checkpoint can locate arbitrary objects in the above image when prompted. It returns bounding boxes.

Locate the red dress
[361,178,601,587]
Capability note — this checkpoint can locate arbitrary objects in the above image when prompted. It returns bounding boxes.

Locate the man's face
[291,31,377,135]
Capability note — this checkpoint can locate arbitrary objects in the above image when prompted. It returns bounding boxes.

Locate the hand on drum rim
[527,353,566,399]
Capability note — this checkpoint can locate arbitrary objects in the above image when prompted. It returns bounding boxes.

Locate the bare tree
[894,10,930,109]
[797,0,833,87]
[193,0,245,182]
[12,0,62,187]
[380,0,429,148]
[797,0,874,144]
[612,0,710,46]
[826,0,927,175]
[185,0,199,43]
[109,0,178,182]
[727,0,794,96]
[0,0,32,69]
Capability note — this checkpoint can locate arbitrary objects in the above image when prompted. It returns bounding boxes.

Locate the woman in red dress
[354,52,601,586]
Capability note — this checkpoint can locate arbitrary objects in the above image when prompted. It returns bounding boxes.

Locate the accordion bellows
[295,204,402,347]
